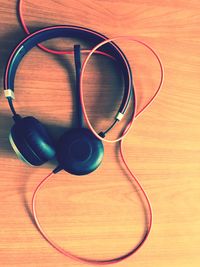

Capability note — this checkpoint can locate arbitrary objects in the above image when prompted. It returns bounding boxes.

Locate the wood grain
[0,0,199,266]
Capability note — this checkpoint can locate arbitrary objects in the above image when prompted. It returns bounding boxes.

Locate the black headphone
[4,25,133,175]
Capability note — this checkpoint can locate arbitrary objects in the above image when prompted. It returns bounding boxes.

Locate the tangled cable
[18,0,164,265]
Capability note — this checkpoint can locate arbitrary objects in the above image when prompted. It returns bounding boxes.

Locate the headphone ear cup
[56,128,104,175]
[10,116,56,166]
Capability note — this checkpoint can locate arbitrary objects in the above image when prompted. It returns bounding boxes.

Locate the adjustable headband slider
[4,89,15,100]
[116,112,124,121]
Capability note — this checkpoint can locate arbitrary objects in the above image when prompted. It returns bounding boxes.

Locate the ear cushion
[56,128,104,175]
[10,116,56,166]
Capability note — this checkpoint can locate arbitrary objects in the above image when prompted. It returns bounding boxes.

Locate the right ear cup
[10,116,56,166]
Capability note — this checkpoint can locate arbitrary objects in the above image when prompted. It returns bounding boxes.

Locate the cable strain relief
[53,166,63,174]
[98,132,106,138]
[12,114,22,122]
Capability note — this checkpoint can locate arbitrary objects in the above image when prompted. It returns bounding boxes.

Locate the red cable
[31,36,163,264]
[32,168,152,265]
[80,36,164,143]
[18,0,114,60]
[18,0,164,264]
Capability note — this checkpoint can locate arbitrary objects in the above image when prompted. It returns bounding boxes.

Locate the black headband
[4,25,134,120]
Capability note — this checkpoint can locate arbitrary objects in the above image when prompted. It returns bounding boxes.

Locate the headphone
[3,21,165,264]
[4,25,133,175]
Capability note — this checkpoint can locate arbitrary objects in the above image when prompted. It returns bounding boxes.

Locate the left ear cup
[10,116,56,166]
[56,128,104,175]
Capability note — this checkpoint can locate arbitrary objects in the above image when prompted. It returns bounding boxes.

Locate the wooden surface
[0,1,200,266]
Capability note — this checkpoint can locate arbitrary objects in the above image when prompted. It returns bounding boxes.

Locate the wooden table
[0,1,199,266]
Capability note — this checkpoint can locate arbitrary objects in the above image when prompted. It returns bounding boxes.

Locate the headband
[4,25,134,124]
